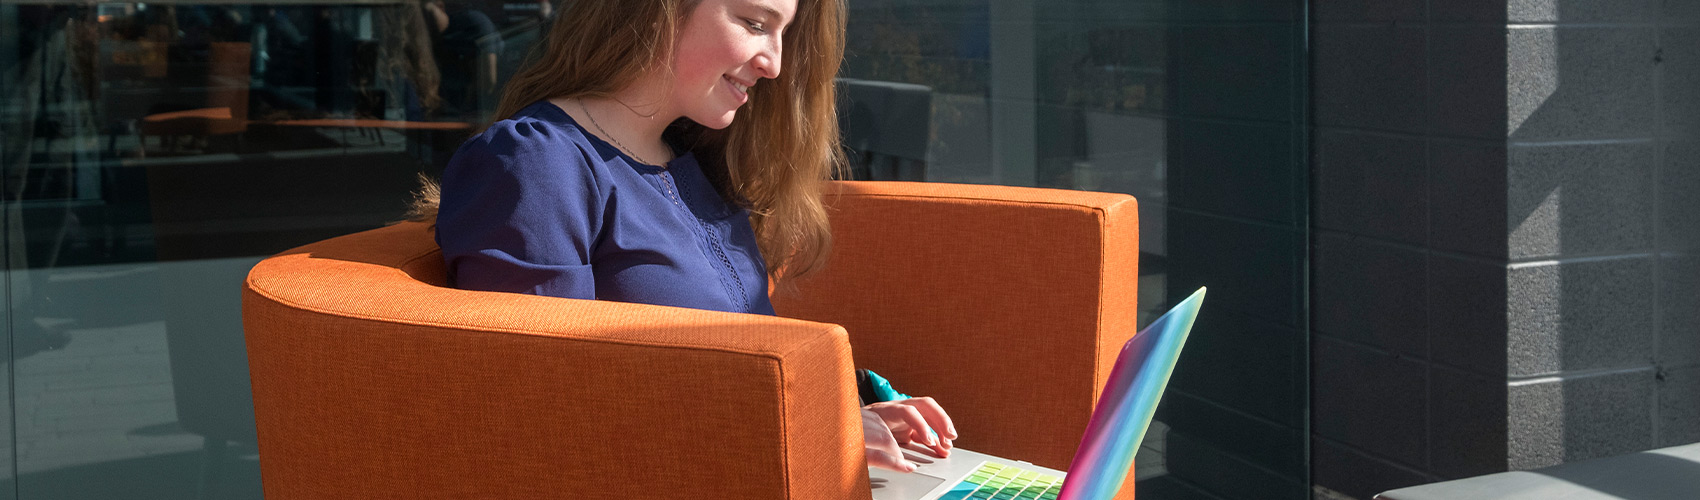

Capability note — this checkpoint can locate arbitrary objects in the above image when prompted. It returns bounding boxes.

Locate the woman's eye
[743,18,767,34]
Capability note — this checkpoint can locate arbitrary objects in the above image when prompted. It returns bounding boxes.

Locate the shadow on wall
[1504,0,1700,470]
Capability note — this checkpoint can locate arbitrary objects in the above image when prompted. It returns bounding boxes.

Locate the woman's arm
[436,121,606,298]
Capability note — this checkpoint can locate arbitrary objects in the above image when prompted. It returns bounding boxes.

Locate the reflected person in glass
[409,0,957,474]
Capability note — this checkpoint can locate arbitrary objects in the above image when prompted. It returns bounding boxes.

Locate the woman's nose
[752,42,782,79]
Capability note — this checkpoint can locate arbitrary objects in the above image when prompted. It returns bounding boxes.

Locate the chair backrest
[772,181,1141,472]
[206,42,251,122]
[243,220,868,499]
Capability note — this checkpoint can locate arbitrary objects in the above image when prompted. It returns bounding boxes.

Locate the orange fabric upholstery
[245,222,867,499]
[244,180,1138,499]
[773,181,1140,500]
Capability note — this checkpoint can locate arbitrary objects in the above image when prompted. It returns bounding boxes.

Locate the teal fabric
[866,370,911,402]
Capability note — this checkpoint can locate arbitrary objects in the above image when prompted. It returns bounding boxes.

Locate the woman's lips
[724,75,749,103]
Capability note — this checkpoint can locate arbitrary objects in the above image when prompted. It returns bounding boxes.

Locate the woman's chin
[691,110,738,130]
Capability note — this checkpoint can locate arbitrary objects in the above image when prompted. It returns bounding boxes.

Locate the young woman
[409,0,955,473]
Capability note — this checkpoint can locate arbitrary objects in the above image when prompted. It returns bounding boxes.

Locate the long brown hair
[411,0,846,292]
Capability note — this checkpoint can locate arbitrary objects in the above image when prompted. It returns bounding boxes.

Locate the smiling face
[669,0,796,129]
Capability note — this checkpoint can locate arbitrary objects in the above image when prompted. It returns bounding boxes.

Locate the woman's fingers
[865,396,960,458]
[862,409,915,472]
[877,404,937,446]
[900,397,958,441]
[906,428,950,458]
[869,403,946,456]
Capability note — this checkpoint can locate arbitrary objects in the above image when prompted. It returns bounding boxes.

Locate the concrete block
[1170,119,1297,225]
[1316,131,1428,245]
[1431,0,1509,22]
[1315,25,1427,133]
[1508,143,1656,259]
[1667,0,1700,24]
[1508,258,1656,376]
[1430,366,1509,478]
[1314,233,1429,358]
[1428,254,1509,377]
[1169,312,1304,427]
[1173,25,1294,123]
[1509,370,1655,469]
[1312,437,1436,500]
[1137,476,1236,500]
[1662,28,1700,137]
[1658,366,1700,447]
[1509,27,1657,141]
[1313,0,1423,23]
[1168,0,1295,22]
[1164,430,1310,500]
[1430,139,1509,258]
[1166,211,1301,326]
[1313,336,1428,465]
[1430,26,1509,139]
[1663,141,1700,251]
[1509,0,1657,23]
[1659,255,1700,367]
[1156,391,1307,479]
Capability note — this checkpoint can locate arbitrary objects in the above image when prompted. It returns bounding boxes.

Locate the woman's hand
[862,409,915,472]
[864,397,959,462]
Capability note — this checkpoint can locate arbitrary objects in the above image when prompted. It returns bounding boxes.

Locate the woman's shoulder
[454,102,600,165]
[446,101,609,187]
[464,101,590,152]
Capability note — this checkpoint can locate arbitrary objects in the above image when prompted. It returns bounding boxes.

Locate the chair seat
[139,107,247,136]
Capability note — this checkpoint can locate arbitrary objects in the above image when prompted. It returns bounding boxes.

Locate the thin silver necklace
[579,99,665,168]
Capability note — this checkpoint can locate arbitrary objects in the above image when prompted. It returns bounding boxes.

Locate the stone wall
[1504,0,1700,470]
[1311,0,1700,497]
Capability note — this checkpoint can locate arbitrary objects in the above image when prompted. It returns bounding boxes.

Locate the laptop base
[869,445,1066,500]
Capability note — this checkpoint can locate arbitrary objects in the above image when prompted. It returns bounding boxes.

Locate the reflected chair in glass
[137,42,250,154]
[242,181,1141,499]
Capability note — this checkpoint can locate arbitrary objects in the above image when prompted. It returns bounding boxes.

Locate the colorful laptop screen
[1058,287,1205,500]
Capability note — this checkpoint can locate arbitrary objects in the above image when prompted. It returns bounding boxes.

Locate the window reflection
[2,0,548,497]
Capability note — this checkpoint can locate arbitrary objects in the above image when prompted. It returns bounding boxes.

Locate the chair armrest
[244,235,870,499]
[772,181,1140,477]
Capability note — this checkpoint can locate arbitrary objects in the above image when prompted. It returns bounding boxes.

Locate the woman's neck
[554,84,680,166]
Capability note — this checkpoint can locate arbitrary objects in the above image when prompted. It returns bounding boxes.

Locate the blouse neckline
[536,100,693,172]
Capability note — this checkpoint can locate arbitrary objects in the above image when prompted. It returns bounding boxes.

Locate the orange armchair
[243,181,1139,499]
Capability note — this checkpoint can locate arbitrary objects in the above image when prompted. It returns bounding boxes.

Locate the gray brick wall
[1505,0,1700,470]
[1310,0,1510,497]
[1313,0,1700,497]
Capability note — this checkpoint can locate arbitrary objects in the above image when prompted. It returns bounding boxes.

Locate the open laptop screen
[1059,287,1205,500]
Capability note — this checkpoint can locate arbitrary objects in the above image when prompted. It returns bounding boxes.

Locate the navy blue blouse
[435,100,775,316]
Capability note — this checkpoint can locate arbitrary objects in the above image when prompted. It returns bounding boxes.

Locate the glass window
[0,1,1308,498]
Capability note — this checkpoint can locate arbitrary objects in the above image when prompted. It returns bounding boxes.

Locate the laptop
[869,287,1206,500]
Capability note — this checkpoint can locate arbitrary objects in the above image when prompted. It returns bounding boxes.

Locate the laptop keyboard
[936,462,1063,500]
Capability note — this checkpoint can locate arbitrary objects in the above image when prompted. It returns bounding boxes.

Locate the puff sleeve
[435,120,609,299]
